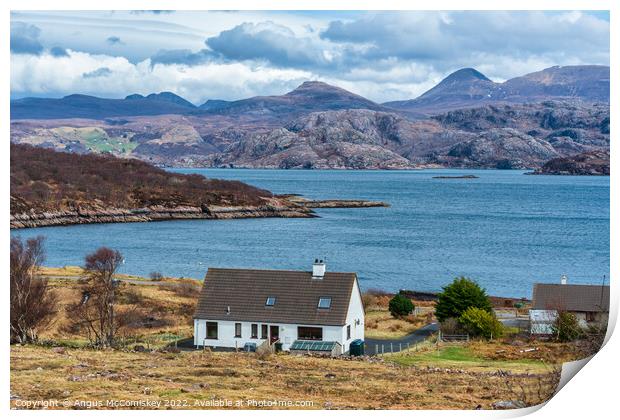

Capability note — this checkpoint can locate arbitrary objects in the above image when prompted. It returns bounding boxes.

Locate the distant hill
[500,65,610,102]
[199,99,232,111]
[127,91,196,108]
[201,81,390,119]
[11,93,197,120]
[384,65,610,114]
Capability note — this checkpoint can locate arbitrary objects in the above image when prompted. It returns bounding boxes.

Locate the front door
[269,325,279,344]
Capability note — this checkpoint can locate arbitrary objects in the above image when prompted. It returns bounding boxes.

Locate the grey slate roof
[194,268,358,326]
[532,283,610,312]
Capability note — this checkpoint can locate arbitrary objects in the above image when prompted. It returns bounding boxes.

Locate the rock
[133,345,147,352]
[324,373,337,379]
[492,400,527,409]
[530,149,609,175]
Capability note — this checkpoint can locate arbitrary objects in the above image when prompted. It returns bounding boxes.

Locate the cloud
[150,49,213,66]
[106,36,124,46]
[10,22,44,55]
[82,67,113,78]
[130,10,175,15]
[320,11,609,70]
[9,11,611,103]
[206,21,333,69]
[10,50,312,104]
[50,46,69,57]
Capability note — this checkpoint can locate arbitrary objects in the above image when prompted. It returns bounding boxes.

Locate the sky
[10,10,610,104]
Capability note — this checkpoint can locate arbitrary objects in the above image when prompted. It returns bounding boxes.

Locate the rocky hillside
[11,101,609,170]
[531,149,610,175]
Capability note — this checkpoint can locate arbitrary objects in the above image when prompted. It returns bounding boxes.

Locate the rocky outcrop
[10,197,390,229]
[441,128,559,169]
[10,201,315,229]
[203,109,419,169]
[530,149,610,175]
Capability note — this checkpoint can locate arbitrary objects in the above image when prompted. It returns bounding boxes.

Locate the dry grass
[37,267,201,347]
[10,345,560,410]
[364,309,432,339]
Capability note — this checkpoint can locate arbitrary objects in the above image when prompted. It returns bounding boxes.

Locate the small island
[432,174,479,179]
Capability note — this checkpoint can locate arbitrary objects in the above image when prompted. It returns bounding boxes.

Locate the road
[364,322,440,355]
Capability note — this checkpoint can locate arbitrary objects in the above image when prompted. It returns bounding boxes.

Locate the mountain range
[10,65,610,170]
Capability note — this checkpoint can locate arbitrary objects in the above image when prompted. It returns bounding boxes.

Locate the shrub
[10,236,58,343]
[439,317,465,335]
[435,277,492,322]
[361,293,378,312]
[458,307,504,339]
[552,312,583,342]
[388,293,414,318]
[149,272,164,281]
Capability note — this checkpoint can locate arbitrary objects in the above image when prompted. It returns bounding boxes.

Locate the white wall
[194,319,346,351]
[341,278,365,353]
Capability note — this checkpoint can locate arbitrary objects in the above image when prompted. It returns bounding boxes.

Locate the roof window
[318,297,332,309]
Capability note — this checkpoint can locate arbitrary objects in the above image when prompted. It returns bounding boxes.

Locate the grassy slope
[10,345,559,410]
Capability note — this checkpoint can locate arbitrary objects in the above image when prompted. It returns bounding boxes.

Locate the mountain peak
[145,92,195,108]
[442,68,492,83]
[286,80,347,96]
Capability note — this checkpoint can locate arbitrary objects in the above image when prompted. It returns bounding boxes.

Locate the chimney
[560,275,568,285]
[312,259,326,279]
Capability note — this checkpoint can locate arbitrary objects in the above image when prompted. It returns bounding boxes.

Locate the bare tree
[10,236,57,343]
[69,247,123,347]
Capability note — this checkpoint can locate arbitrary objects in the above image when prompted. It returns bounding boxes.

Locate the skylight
[265,296,276,306]
[318,297,332,309]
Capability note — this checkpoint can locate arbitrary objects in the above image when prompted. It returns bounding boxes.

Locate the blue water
[11,169,609,298]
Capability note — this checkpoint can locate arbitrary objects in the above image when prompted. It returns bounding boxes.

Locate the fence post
[382,344,384,354]
[399,343,402,352]
[390,343,393,353]
[375,344,379,355]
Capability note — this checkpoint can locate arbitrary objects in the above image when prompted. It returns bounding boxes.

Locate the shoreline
[10,198,389,229]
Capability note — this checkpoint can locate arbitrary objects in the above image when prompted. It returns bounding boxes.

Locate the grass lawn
[386,345,554,374]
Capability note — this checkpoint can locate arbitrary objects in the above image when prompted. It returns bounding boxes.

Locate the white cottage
[529,281,609,335]
[193,260,365,354]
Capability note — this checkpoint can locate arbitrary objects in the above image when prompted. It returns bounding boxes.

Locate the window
[265,296,276,306]
[235,322,242,338]
[298,326,323,340]
[251,323,258,338]
[206,322,218,339]
[318,297,332,309]
[347,325,351,340]
[261,324,268,339]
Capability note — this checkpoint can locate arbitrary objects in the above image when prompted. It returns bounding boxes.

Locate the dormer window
[265,296,276,306]
[318,297,332,309]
